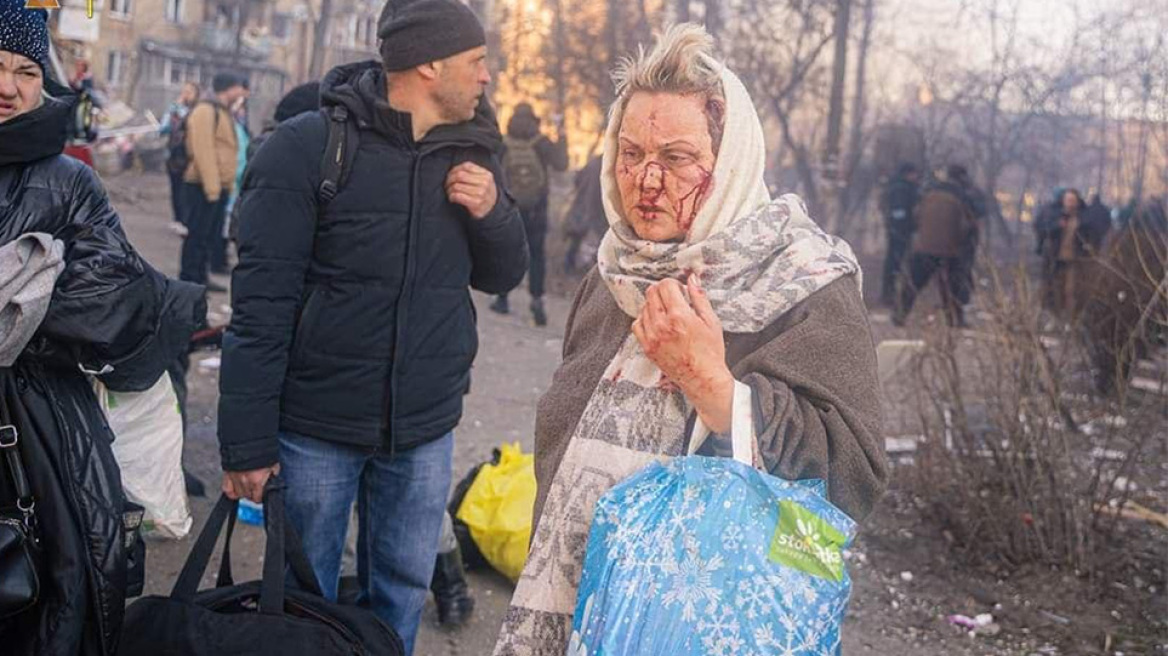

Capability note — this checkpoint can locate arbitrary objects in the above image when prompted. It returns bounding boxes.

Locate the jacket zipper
[383,140,480,457]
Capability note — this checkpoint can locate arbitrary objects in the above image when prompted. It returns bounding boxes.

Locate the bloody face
[616,92,717,242]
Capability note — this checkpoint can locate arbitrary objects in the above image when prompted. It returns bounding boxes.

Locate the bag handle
[215,503,238,588]
[172,493,236,600]
[172,477,324,608]
[687,380,755,467]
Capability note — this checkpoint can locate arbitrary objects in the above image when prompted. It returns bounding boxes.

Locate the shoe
[170,222,189,237]
[204,281,228,293]
[489,295,510,315]
[531,297,547,327]
[431,548,475,627]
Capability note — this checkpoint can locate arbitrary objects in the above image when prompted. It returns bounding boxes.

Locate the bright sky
[864,0,1163,108]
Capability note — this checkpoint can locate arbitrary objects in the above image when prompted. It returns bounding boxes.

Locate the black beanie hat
[0,0,49,72]
[377,0,486,72]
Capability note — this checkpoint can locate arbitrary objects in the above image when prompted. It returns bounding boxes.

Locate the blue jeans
[279,431,453,654]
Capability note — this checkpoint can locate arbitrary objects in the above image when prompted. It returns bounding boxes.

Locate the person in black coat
[488,102,568,325]
[879,162,921,306]
[0,5,205,653]
[216,1,527,650]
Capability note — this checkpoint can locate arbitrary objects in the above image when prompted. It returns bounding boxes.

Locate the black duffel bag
[119,477,403,655]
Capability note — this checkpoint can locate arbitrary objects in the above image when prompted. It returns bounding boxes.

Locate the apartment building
[49,0,385,130]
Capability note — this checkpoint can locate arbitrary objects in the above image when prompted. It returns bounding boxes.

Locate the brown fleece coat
[913,186,975,258]
[182,101,237,202]
[532,269,889,527]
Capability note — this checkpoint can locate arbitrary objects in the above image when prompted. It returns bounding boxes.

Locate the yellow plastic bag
[455,443,536,582]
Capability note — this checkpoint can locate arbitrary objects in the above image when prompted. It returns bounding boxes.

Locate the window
[107,51,127,85]
[165,59,199,86]
[271,13,292,41]
[109,0,131,17]
[164,0,183,23]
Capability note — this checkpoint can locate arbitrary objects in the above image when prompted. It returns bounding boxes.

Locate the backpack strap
[318,105,359,205]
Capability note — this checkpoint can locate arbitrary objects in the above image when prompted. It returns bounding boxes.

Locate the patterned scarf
[494,58,860,656]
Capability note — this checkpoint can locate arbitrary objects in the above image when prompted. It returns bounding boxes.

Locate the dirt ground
[103,169,1167,655]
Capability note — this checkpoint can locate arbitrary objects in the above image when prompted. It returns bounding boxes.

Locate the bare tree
[722,0,836,215]
[835,0,877,237]
[895,0,1104,250]
[823,0,851,177]
[308,0,336,80]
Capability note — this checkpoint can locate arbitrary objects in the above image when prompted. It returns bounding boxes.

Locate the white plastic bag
[96,374,192,539]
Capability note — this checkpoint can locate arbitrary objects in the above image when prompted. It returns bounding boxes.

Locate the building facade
[48,0,387,130]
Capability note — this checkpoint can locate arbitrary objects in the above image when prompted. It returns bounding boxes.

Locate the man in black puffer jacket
[0,5,206,653]
[217,1,527,650]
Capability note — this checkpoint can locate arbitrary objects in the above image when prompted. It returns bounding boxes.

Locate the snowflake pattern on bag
[570,456,855,656]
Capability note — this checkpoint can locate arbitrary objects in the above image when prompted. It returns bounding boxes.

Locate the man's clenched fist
[445,161,499,220]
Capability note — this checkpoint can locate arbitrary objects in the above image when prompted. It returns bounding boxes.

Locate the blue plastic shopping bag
[569,386,856,655]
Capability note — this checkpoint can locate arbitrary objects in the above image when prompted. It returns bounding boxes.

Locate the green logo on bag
[768,500,846,582]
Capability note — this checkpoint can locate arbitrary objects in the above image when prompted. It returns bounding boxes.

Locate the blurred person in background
[894,166,978,327]
[178,72,244,292]
[947,165,988,309]
[489,102,568,326]
[563,153,606,274]
[879,162,921,307]
[160,81,201,235]
[1039,188,1110,321]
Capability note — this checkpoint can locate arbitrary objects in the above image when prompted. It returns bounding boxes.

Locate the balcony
[196,23,273,58]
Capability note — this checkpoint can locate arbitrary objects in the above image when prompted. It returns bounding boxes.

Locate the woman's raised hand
[632,273,735,433]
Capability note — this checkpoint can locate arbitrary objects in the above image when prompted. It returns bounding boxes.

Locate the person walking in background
[894,166,978,327]
[226,80,321,243]
[160,81,200,236]
[179,72,244,292]
[211,80,250,276]
[879,162,921,307]
[947,165,988,308]
[248,80,320,158]
[220,89,251,261]
[489,102,568,326]
[216,1,527,651]
[1040,188,1109,320]
[1033,187,1065,304]
[1083,192,1113,248]
[563,153,606,274]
